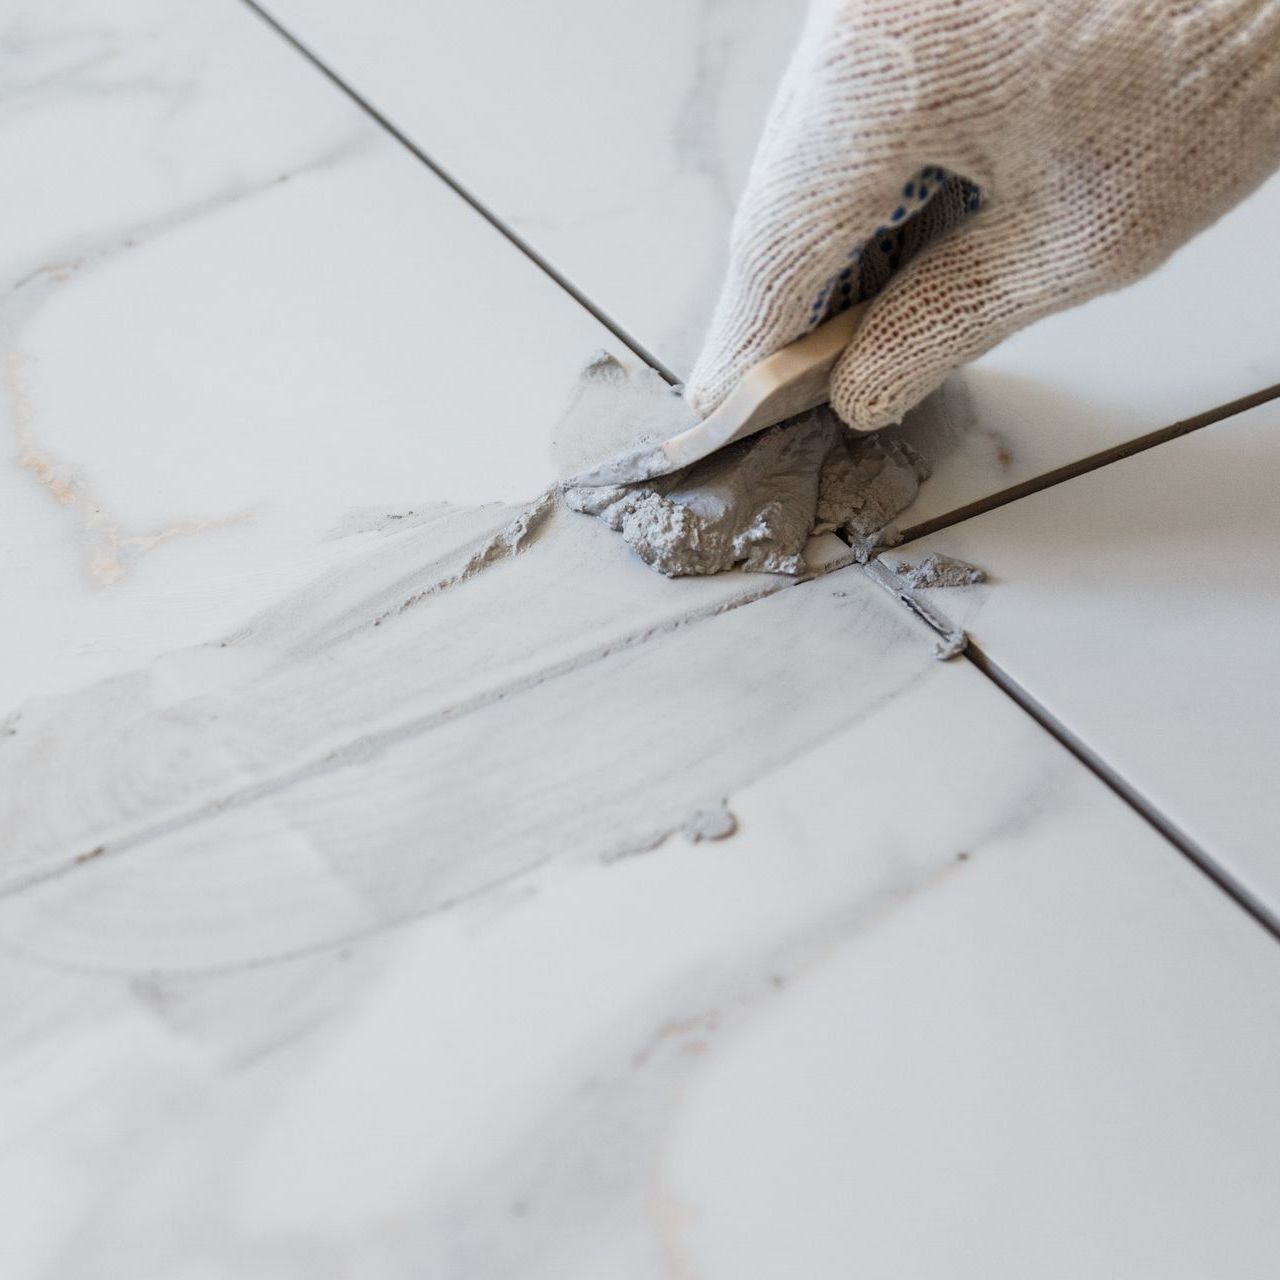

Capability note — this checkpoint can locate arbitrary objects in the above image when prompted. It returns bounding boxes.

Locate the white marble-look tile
[253,0,809,370]
[885,397,1280,917]
[5,636,1280,1277]
[889,173,1280,528]
[0,0,653,714]
[8,6,1280,1272]
[0,525,915,961]
[661,719,1280,1280]
[257,0,1280,527]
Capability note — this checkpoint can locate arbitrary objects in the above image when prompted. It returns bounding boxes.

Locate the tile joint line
[967,640,1280,945]
[237,0,681,385]
[242,0,1279,946]
[896,381,1280,546]
[859,557,1280,944]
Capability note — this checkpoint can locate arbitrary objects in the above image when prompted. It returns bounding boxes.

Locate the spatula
[568,304,866,489]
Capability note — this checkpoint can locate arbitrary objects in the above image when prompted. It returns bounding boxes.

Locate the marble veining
[885,398,1280,920]
[6,641,1280,1277]
[0,0,642,714]
[5,2,1280,1276]
[255,0,807,368]
[3,133,365,585]
[258,0,1280,532]
[0,0,365,583]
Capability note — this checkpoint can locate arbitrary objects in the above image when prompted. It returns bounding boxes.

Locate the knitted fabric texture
[687,0,1280,430]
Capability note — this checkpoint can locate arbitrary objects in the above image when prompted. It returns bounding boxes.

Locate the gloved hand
[686,0,1280,431]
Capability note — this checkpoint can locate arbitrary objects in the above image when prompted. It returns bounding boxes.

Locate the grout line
[964,640,1280,944]
[859,558,1280,943]
[230,7,1280,512]
[3,574,789,898]
[896,381,1280,544]
[224,0,1280,949]
[861,558,967,656]
[237,0,682,385]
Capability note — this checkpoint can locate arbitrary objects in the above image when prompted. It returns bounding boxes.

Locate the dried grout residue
[600,801,740,863]
[681,802,738,844]
[557,358,930,578]
[893,552,986,589]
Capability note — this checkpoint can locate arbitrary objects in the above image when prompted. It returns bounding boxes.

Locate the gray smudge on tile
[681,803,738,844]
[895,552,986,589]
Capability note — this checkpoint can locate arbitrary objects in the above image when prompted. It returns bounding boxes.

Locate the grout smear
[681,802,738,844]
[893,552,986,589]
[370,488,557,625]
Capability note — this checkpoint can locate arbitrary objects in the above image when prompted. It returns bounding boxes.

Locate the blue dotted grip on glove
[808,165,983,326]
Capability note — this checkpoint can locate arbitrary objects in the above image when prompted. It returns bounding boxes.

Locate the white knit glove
[687,0,1280,430]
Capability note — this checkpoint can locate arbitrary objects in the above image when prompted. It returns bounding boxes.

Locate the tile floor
[3,2,1279,1276]
[886,397,1280,919]
[258,0,1280,527]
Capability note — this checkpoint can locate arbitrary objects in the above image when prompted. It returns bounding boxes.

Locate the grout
[964,640,1280,945]
[237,0,681,386]
[897,381,1280,545]
[240,2,1277,550]
[2,574,788,899]
[245,0,1278,947]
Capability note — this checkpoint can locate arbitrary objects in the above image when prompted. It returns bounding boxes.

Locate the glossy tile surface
[257,0,1280,526]
[664,722,1280,1280]
[6,1,1280,1275]
[7,616,1280,1277]
[888,398,1280,917]
[253,0,809,370]
[892,179,1280,527]
[0,0,645,713]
